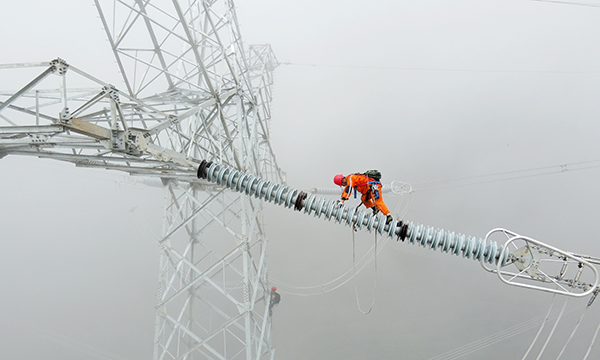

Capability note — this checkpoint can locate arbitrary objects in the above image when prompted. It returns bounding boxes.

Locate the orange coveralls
[341,174,390,215]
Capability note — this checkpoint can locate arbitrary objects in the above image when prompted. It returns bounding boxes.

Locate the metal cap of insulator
[197,160,213,179]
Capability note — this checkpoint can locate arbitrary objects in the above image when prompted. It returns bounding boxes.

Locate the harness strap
[346,175,381,200]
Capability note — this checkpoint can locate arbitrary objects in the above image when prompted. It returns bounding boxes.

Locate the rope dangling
[352,226,378,315]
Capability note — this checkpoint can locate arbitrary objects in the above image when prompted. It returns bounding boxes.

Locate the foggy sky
[2,0,600,359]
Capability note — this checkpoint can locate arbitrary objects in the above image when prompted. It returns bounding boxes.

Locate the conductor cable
[352,228,377,314]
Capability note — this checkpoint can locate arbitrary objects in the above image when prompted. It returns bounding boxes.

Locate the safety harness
[343,174,381,200]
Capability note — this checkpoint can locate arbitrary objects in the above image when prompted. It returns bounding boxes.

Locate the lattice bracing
[1,1,283,359]
[155,182,274,359]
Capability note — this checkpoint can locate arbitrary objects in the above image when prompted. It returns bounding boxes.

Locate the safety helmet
[271,286,277,291]
[333,174,344,186]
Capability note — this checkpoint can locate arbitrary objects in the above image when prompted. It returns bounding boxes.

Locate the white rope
[352,227,377,314]
[535,298,569,360]
[521,295,556,359]
[427,302,585,360]
[391,190,413,219]
[270,236,389,296]
[413,159,600,193]
[582,314,600,360]
[271,194,411,297]
[555,305,590,359]
[0,315,131,360]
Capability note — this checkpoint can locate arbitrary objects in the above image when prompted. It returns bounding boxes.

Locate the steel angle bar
[167,181,207,224]
[61,152,187,167]
[163,313,232,360]
[133,173,198,182]
[0,62,49,69]
[155,324,177,360]
[69,91,109,119]
[0,102,58,123]
[213,192,246,221]
[74,163,197,180]
[92,1,134,95]
[126,1,189,45]
[78,164,195,177]
[243,200,264,245]
[197,295,253,335]
[171,2,213,93]
[112,50,201,94]
[146,100,215,136]
[0,138,100,147]
[12,87,103,95]
[66,65,111,88]
[221,241,265,281]
[171,312,245,360]
[160,201,210,243]
[33,153,155,166]
[7,151,106,163]
[0,87,101,98]
[133,0,175,89]
[69,67,172,121]
[159,251,195,304]
[44,131,105,142]
[157,243,245,307]
[0,125,64,135]
[121,56,167,96]
[198,5,237,83]
[160,188,221,243]
[217,119,242,169]
[256,302,272,360]
[172,181,228,217]
[203,207,242,239]
[0,113,18,126]
[203,274,246,311]
[250,238,269,303]
[170,121,189,153]
[0,65,55,114]
[33,91,107,116]
[159,246,244,309]
[193,196,242,237]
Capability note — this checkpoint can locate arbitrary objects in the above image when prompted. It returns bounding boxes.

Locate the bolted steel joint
[59,108,72,124]
[102,85,121,104]
[50,58,69,75]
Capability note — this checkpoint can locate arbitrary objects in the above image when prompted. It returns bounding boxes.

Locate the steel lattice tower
[0,0,283,359]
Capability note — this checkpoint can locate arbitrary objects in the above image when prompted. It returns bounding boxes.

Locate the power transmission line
[532,0,600,8]
[412,159,600,192]
[281,62,600,74]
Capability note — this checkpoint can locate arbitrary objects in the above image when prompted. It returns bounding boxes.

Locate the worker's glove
[386,214,393,224]
[336,199,344,208]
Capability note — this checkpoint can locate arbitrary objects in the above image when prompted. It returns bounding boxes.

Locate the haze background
[1,0,600,359]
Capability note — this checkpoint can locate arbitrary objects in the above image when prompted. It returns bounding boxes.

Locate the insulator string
[198,160,508,267]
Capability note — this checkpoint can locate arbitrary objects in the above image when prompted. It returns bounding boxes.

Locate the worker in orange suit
[333,172,393,224]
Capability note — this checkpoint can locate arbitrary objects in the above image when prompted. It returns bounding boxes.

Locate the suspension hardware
[482,229,599,298]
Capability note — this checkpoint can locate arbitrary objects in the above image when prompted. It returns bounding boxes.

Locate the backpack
[364,170,382,181]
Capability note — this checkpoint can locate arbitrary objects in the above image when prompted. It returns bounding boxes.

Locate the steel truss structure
[0,1,283,359]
